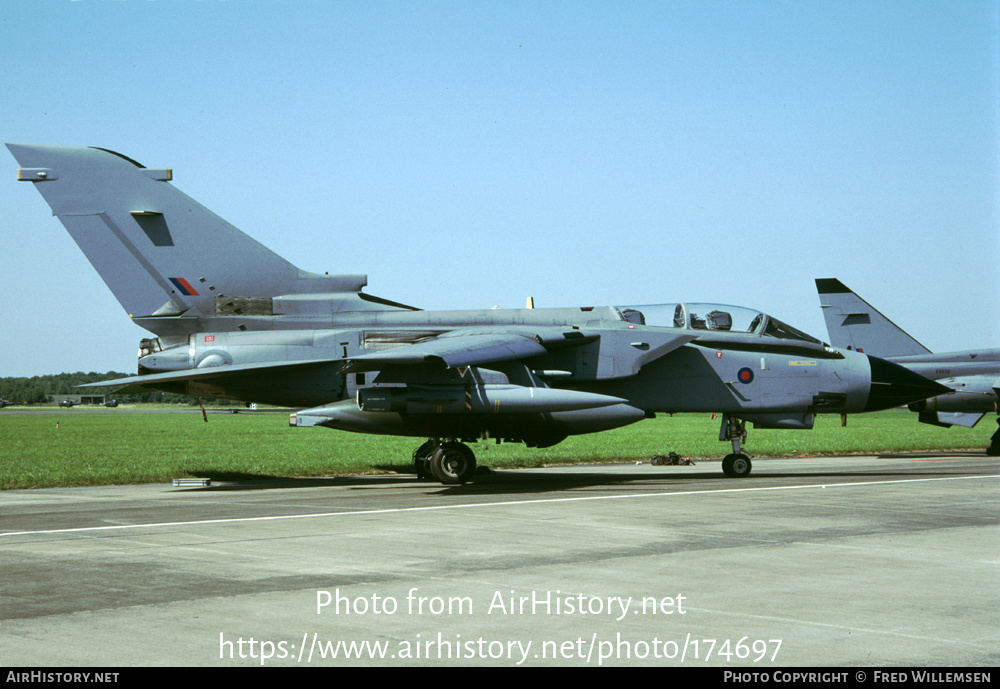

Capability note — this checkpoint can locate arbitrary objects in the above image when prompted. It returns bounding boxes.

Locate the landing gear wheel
[722,453,752,478]
[429,442,477,485]
[413,441,435,480]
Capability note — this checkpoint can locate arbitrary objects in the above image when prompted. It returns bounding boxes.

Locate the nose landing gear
[720,415,753,478]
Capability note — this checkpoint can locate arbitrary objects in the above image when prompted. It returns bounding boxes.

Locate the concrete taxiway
[2,454,998,667]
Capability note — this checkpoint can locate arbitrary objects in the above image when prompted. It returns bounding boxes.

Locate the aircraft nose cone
[864,356,952,412]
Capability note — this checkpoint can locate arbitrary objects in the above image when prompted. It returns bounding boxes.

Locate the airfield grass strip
[0,408,992,489]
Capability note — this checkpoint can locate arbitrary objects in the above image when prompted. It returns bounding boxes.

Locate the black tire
[722,453,752,478]
[413,441,435,480]
[429,442,477,485]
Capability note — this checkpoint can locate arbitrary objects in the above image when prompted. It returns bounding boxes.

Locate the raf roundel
[738,367,755,384]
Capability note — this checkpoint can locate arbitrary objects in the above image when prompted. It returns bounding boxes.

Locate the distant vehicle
[0,398,8,408]
[57,399,76,408]
[104,399,119,407]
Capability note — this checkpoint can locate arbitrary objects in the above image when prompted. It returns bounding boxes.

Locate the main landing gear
[720,415,753,478]
[413,440,477,485]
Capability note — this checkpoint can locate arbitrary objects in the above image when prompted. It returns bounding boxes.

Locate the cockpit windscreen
[615,303,823,345]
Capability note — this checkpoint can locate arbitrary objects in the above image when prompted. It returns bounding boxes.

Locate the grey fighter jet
[816,278,999,428]
[7,144,949,483]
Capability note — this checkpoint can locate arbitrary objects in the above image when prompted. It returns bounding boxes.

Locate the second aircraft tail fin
[815,278,930,357]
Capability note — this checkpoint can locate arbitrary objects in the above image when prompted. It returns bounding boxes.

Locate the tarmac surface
[2,453,998,667]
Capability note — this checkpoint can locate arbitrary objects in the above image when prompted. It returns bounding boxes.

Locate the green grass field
[0,407,993,489]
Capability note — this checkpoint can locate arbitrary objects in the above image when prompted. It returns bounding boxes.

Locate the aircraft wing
[84,327,694,392]
[340,330,596,374]
[77,358,342,392]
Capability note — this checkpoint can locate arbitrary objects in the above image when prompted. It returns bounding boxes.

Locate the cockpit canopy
[615,303,824,345]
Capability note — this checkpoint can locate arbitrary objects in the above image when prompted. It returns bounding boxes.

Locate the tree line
[0,372,236,405]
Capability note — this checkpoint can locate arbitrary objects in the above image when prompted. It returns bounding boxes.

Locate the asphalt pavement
[2,453,997,667]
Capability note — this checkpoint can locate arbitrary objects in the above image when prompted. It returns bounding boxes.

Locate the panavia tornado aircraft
[7,144,949,483]
[816,278,1000,429]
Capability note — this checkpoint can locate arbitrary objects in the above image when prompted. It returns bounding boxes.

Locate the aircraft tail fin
[8,144,383,334]
[815,278,930,357]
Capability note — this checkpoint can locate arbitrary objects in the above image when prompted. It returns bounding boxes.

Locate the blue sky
[2,0,998,377]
